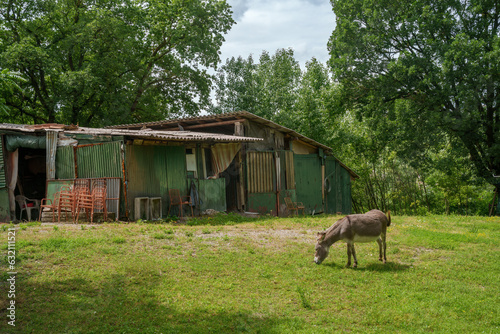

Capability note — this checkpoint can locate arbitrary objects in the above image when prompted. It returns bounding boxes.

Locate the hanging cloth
[210,143,241,178]
[189,179,202,208]
[6,149,19,219]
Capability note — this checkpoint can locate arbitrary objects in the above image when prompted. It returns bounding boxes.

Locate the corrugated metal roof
[105,110,335,153]
[66,127,261,142]
[105,111,359,178]
[0,123,262,143]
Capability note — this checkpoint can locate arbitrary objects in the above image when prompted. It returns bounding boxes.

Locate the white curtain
[6,149,18,219]
[210,143,241,177]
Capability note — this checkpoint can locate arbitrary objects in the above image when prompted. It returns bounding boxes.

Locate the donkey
[314,210,391,267]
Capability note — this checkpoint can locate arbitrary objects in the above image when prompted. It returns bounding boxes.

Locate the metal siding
[55,146,76,179]
[336,161,343,213]
[248,193,277,215]
[325,157,338,214]
[46,131,58,179]
[342,167,352,213]
[0,188,9,222]
[325,157,352,214]
[247,151,274,193]
[76,141,122,178]
[294,154,323,214]
[0,137,6,187]
[126,144,187,219]
[198,179,226,212]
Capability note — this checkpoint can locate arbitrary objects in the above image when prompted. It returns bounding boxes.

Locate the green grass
[0,214,499,333]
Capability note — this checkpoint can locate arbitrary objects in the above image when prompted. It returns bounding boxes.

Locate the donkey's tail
[386,210,391,226]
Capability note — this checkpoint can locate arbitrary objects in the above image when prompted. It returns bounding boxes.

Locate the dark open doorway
[15,148,46,218]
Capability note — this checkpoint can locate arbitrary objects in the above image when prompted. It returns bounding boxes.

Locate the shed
[0,123,261,222]
[108,111,359,216]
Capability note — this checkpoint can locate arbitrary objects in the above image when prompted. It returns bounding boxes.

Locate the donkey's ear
[317,231,326,241]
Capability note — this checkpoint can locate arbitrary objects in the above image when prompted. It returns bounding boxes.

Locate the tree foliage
[0,68,25,115]
[211,48,301,125]
[0,0,234,126]
[328,0,500,185]
[213,45,494,215]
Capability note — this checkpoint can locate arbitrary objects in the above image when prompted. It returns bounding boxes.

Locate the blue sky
[219,0,336,68]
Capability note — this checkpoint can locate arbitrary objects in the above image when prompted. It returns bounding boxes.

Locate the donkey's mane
[323,216,348,240]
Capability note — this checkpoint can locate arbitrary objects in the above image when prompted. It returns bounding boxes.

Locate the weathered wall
[126,144,187,218]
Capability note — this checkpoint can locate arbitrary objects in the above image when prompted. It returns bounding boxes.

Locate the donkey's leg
[351,244,358,268]
[377,237,383,262]
[382,233,387,264]
[346,244,352,267]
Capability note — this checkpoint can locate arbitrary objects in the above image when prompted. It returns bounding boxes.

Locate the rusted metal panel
[284,150,295,190]
[247,151,274,193]
[76,141,123,178]
[46,131,58,179]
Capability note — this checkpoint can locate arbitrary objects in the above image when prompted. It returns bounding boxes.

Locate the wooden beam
[183,119,243,130]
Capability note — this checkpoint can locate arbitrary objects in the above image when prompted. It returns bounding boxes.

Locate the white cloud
[221,0,335,68]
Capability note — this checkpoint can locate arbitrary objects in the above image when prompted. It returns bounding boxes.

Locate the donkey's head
[314,232,329,265]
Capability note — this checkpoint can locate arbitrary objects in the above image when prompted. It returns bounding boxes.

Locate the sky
[219,0,336,69]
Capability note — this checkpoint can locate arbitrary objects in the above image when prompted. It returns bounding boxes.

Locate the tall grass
[0,214,499,333]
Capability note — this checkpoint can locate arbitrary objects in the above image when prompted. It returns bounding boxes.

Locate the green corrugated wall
[55,146,76,179]
[126,144,187,218]
[325,156,351,214]
[56,141,123,179]
[294,154,323,214]
[76,142,123,178]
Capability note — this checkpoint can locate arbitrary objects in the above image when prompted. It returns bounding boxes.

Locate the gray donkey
[314,210,391,267]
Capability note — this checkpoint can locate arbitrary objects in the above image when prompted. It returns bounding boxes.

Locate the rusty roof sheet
[106,111,331,150]
[105,111,359,178]
[66,127,262,142]
[0,123,262,143]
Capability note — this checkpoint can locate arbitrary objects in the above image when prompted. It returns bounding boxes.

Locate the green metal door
[325,157,352,214]
[126,144,187,218]
[294,154,322,214]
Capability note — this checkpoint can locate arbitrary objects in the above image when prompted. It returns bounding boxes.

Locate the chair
[168,188,193,219]
[284,197,305,216]
[58,186,76,223]
[91,179,107,222]
[74,188,94,223]
[39,192,61,223]
[15,195,40,221]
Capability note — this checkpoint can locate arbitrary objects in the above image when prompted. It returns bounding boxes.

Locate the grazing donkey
[314,210,391,267]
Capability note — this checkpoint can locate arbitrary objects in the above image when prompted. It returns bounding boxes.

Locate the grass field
[1,214,499,333]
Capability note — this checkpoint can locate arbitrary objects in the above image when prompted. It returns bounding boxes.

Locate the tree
[0,0,234,126]
[0,68,25,116]
[292,58,332,141]
[211,48,302,126]
[211,55,259,114]
[328,0,500,185]
[254,48,301,125]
